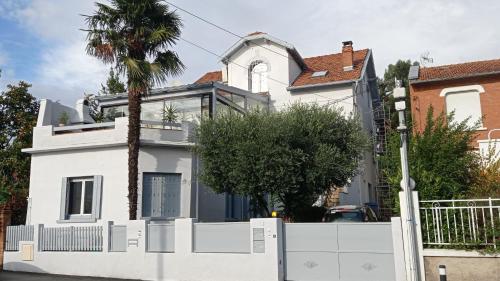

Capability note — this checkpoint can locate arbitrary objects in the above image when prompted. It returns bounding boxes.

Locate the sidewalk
[0,271,138,281]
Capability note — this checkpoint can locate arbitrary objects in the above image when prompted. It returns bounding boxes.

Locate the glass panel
[166,97,202,123]
[83,181,94,214]
[141,100,164,122]
[103,105,129,121]
[247,96,267,111]
[201,94,211,119]
[68,181,82,215]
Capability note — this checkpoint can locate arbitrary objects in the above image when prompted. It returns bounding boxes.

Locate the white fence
[5,225,34,251]
[419,198,500,249]
[38,225,103,252]
[3,219,284,281]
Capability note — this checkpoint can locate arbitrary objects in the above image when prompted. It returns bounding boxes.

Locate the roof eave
[410,70,500,85]
[221,33,307,70]
[287,80,355,91]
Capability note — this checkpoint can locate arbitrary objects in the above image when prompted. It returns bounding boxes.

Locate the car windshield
[325,211,364,222]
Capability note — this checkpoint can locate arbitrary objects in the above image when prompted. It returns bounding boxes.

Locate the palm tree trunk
[128,91,141,220]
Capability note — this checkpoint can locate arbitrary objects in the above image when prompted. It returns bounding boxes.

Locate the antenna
[420,51,434,66]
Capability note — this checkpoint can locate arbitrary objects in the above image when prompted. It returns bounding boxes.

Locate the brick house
[408,58,500,158]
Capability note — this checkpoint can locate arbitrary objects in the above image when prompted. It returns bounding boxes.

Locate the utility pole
[393,83,420,281]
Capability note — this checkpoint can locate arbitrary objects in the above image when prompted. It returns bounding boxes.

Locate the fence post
[70,226,74,252]
[0,208,12,271]
[488,197,496,250]
[412,192,426,281]
[37,224,44,252]
[175,218,196,255]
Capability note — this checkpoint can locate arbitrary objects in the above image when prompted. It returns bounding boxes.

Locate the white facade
[24,33,380,228]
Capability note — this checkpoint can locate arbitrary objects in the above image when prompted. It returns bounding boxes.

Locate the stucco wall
[28,147,129,226]
[227,38,300,110]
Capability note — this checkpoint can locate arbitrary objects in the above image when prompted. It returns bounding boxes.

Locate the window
[249,61,269,93]
[441,85,484,128]
[59,176,103,223]
[68,178,94,215]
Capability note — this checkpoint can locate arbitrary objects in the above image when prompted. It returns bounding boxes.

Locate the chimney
[342,41,354,71]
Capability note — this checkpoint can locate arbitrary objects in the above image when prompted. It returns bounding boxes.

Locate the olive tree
[195,103,369,221]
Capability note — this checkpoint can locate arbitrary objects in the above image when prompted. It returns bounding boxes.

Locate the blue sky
[1,0,500,105]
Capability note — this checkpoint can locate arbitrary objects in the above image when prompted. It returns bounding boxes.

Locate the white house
[23,32,380,227]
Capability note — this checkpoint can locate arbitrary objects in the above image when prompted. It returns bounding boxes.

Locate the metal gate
[284,223,396,281]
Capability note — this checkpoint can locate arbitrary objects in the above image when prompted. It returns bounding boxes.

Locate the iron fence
[419,198,500,249]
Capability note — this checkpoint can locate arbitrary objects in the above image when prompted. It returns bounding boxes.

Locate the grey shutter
[59,177,69,220]
[142,175,152,217]
[164,174,181,218]
[92,175,103,219]
[152,176,162,217]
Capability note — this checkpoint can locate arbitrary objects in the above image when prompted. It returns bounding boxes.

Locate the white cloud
[3,0,500,105]
[37,38,108,91]
[2,0,109,105]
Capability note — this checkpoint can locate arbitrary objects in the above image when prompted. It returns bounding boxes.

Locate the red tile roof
[417,58,500,82]
[195,70,222,84]
[291,49,368,87]
[194,49,369,87]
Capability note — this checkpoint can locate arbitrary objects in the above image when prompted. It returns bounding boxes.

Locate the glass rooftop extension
[97,81,269,126]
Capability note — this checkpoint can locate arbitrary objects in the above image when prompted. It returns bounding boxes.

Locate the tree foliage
[195,104,369,220]
[383,107,480,204]
[83,0,184,219]
[0,81,39,223]
[99,68,126,96]
[469,149,500,198]
[86,68,127,122]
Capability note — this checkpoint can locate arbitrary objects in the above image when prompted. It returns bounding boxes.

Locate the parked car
[322,205,378,222]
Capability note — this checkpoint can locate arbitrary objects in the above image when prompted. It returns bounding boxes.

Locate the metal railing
[419,198,500,249]
[5,225,34,251]
[39,225,103,252]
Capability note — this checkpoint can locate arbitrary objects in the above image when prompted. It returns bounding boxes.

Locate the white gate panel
[284,222,396,281]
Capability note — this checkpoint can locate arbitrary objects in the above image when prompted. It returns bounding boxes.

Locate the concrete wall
[4,218,284,281]
[423,250,500,281]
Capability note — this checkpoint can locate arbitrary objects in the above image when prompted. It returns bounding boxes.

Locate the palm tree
[83,0,184,219]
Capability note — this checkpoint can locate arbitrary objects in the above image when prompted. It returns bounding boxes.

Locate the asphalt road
[0,271,137,281]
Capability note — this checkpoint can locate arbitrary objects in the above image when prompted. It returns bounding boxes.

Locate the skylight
[311,70,328,77]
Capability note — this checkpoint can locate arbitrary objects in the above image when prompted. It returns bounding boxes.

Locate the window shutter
[92,175,103,219]
[59,177,69,220]
[446,91,482,127]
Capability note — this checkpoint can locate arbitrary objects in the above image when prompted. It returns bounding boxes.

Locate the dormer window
[249,61,268,93]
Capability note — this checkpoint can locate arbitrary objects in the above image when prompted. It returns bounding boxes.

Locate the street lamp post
[393,85,420,281]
